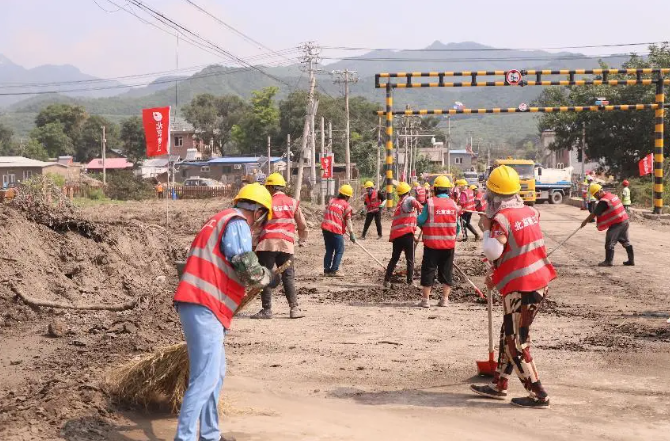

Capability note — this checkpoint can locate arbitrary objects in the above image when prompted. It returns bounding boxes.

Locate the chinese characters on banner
[142,107,171,157]
[638,153,653,176]
[321,154,334,179]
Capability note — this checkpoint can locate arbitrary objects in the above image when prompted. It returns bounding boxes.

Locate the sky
[1,0,669,82]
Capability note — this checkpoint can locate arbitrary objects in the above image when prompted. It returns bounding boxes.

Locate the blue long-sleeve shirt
[220,215,253,260]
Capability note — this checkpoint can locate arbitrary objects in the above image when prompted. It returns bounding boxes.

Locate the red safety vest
[389,196,417,241]
[475,191,487,212]
[258,192,297,245]
[491,206,556,296]
[596,192,629,231]
[415,186,427,204]
[459,188,476,211]
[364,189,381,213]
[174,209,246,329]
[422,197,459,249]
[321,198,352,235]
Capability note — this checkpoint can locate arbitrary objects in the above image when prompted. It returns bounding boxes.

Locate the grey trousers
[605,221,631,250]
[257,251,297,310]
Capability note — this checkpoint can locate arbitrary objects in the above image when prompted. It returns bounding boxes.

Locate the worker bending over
[361,181,385,239]
[416,176,460,308]
[470,165,556,409]
[383,182,423,288]
[322,184,356,276]
[580,183,634,266]
[456,179,481,241]
[252,173,308,320]
[173,183,274,440]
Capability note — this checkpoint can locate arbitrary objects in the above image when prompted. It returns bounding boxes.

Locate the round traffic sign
[518,102,528,112]
[506,69,522,86]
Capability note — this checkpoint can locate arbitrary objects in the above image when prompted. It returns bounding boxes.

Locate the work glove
[349,232,357,243]
[359,208,366,216]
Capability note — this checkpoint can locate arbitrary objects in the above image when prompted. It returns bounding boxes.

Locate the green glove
[350,232,357,243]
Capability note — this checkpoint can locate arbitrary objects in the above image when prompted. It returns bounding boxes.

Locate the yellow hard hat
[397,182,411,196]
[265,172,286,187]
[424,182,430,189]
[363,180,374,188]
[234,182,273,219]
[589,183,603,196]
[456,179,468,187]
[433,175,453,188]
[470,184,478,190]
[339,184,354,197]
[486,165,521,195]
[413,181,419,187]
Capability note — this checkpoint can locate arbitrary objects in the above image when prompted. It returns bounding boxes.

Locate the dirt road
[1,201,669,440]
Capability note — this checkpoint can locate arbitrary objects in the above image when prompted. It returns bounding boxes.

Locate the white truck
[535,166,574,204]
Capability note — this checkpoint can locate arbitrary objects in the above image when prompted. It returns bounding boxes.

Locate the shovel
[354,240,386,270]
[547,226,581,257]
[476,287,497,376]
[453,264,486,300]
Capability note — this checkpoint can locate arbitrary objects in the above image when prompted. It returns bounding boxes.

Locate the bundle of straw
[107,260,292,412]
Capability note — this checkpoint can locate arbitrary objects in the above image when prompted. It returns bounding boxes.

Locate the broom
[107,260,292,413]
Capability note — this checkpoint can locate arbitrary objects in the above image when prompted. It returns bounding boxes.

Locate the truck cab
[486,159,537,205]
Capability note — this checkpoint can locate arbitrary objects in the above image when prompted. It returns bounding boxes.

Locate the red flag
[142,107,170,157]
[638,153,653,176]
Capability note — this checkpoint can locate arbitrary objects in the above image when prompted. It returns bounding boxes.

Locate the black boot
[623,245,635,266]
[598,249,614,267]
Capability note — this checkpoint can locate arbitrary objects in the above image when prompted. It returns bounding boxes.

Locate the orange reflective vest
[364,190,381,213]
[389,196,417,241]
[321,198,352,235]
[475,191,487,212]
[422,197,459,249]
[415,186,427,204]
[459,188,476,211]
[258,192,297,245]
[491,206,557,296]
[174,209,246,329]
[596,192,629,231]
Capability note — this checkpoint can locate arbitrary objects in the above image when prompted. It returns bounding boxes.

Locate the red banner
[320,154,334,179]
[142,107,170,157]
[638,153,653,176]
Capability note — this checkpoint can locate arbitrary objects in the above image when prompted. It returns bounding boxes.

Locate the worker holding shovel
[470,165,556,409]
[383,182,423,288]
[173,183,275,441]
[321,184,357,277]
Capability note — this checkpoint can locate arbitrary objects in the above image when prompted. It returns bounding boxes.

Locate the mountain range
[0,41,637,140]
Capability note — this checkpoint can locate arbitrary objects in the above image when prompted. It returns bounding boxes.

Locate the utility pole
[309,99,318,198]
[101,125,107,186]
[267,135,271,175]
[376,116,382,188]
[333,69,358,182]
[320,116,325,207]
[327,120,333,198]
[581,125,586,179]
[286,134,291,184]
[294,42,320,200]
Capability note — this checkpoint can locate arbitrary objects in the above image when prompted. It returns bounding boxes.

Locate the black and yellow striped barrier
[375,104,659,116]
[375,68,667,213]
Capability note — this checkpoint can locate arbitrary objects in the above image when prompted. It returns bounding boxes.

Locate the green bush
[104,170,154,201]
[45,172,66,187]
[624,177,670,208]
[88,188,106,200]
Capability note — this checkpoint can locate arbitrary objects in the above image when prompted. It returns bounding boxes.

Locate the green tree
[78,115,120,162]
[232,87,280,155]
[35,103,87,146]
[0,122,12,150]
[535,43,670,177]
[30,122,73,157]
[183,94,219,147]
[22,139,49,161]
[120,116,147,165]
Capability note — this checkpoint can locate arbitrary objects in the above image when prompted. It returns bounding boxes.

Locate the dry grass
[107,343,189,413]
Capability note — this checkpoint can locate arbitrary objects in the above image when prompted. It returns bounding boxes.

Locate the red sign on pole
[142,107,171,157]
[321,154,334,179]
[638,153,653,176]
[505,69,522,86]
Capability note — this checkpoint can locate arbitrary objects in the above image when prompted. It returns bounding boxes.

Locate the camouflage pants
[492,289,549,400]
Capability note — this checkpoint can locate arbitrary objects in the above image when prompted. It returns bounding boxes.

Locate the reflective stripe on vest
[475,191,487,212]
[415,187,427,204]
[422,197,458,249]
[321,198,351,235]
[596,193,629,231]
[365,190,380,213]
[460,188,476,211]
[259,193,297,244]
[173,209,245,328]
[389,199,417,241]
[491,207,556,296]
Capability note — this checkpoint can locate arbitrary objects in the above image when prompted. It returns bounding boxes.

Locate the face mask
[252,209,268,228]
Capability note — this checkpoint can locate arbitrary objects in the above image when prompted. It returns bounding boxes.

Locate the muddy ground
[1,198,669,441]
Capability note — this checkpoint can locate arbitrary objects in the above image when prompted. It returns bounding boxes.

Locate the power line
[322,41,667,52]
[320,52,650,63]
[92,0,124,13]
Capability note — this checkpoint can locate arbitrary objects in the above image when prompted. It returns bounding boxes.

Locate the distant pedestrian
[361,181,385,239]
[621,180,631,213]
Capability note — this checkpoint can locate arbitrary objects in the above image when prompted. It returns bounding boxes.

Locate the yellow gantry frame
[375,68,669,213]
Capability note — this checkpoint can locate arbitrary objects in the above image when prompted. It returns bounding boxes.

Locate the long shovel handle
[547,226,581,257]
[354,241,386,270]
[413,231,423,256]
[453,264,486,299]
[487,287,494,356]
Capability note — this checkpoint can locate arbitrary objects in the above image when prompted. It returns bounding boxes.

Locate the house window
[2,174,16,187]
[200,166,210,173]
[454,157,463,165]
[23,170,33,180]
[175,136,183,147]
